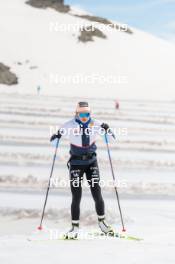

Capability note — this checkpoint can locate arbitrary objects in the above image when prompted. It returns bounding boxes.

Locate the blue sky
[66,0,175,42]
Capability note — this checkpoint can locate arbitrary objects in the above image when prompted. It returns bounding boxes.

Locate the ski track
[0,94,175,223]
[0,93,175,191]
[0,91,175,230]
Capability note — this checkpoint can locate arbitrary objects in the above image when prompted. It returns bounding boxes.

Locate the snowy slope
[0,0,175,100]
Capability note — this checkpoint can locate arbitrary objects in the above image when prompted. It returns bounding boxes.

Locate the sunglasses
[79,112,90,118]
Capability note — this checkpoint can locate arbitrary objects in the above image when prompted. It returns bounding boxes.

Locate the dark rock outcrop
[0,63,18,85]
[78,26,107,43]
[26,0,70,13]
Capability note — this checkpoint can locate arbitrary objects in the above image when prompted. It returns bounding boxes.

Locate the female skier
[50,102,114,238]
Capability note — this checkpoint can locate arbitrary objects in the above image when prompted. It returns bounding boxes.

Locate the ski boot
[64,222,79,240]
[98,217,114,236]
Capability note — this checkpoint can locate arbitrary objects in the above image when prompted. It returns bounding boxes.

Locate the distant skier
[115,99,120,110]
[50,102,114,238]
[37,85,41,95]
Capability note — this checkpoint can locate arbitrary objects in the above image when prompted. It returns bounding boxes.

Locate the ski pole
[104,133,126,232]
[38,139,59,230]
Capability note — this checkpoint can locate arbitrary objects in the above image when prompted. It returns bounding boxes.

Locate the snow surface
[0,93,175,264]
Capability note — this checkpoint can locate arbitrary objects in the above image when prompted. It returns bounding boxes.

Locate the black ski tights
[69,161,105,221]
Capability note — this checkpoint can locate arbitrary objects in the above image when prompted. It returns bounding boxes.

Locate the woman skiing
[50,101,114,238]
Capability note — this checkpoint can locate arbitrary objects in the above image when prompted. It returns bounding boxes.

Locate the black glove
[50,130,62,142]
[101,123,109,131]
[101,123,116,139]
